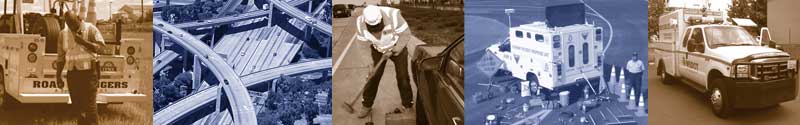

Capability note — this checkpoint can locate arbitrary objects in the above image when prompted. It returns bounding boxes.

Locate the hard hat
[363,5,382,25]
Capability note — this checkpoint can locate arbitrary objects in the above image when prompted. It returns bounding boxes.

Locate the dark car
[413,35,464,125]
[333,4,352,18]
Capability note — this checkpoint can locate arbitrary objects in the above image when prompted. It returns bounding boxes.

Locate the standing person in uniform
[625,52,645,104]
[355,5,414,118]
[55,11,106,125]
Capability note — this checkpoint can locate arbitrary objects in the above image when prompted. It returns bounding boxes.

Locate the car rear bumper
[14,93,148,104]
[729,78,797,108]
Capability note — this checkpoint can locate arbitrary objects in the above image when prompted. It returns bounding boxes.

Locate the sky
[0,0,153,20]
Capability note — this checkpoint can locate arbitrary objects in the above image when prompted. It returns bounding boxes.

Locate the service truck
[0,0,146,108]
[482,3,604,97]
[652,4,797,117]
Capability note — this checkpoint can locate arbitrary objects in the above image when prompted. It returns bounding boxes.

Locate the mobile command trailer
[483,3,604,97]
[652,6,797,118]
[0,0,146,108]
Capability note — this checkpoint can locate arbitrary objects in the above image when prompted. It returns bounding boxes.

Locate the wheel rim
[711,88,723,111]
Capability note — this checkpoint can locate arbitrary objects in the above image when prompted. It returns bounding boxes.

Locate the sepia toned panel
[0,0,153,124]
[649,0,800,124]
[331,0,464,124]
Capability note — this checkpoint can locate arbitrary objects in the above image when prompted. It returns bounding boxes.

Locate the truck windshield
[704,26,757,48]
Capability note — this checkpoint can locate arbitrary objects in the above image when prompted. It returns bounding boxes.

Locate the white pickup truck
[651,8,797,118]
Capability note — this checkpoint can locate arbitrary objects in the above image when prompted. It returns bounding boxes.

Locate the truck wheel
[710,78,733,118]
[658,62,673,84]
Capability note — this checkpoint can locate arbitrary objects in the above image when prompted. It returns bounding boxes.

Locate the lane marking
[332,34,357,75]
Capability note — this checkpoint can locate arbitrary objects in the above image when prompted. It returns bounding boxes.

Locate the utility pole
[109,1,112,20]
[141,0,145,23]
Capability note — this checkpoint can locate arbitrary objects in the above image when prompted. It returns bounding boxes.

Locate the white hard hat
[363,5,382,25]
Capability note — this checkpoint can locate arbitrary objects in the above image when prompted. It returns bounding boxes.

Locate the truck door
[683,28,707,85]
[676,28,692,78]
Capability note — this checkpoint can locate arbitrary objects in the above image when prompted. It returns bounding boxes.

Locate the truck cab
[653,7,797,118]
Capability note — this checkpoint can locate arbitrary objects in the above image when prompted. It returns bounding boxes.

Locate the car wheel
[658,62,672,84]
[710,78,732,118]
[416,94,428,125]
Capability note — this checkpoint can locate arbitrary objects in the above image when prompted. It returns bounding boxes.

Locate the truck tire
[42,17,60,53]
[657,62,673,84]
[710,78,733,118]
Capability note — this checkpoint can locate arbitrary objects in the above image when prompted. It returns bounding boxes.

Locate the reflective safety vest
[356,6,408,53]
[60,22,105,71]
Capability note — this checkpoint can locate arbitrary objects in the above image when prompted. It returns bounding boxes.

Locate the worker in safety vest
[56,11,106,125]
[355,5,414,118]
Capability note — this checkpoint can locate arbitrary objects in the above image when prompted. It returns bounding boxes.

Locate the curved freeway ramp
[269,0,332,35]
[153,59,332,124]
[153,50,179,75]
[175,10,272,29]
[173,0,312,29]
[153,19,258,124]
[215,0,245,18]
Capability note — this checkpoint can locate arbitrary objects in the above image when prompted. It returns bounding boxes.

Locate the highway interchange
[152,0,332,124]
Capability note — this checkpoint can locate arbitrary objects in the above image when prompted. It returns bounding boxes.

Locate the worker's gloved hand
[383,50,394,57]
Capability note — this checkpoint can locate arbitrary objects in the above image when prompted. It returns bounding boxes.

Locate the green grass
[393,6,464,45]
